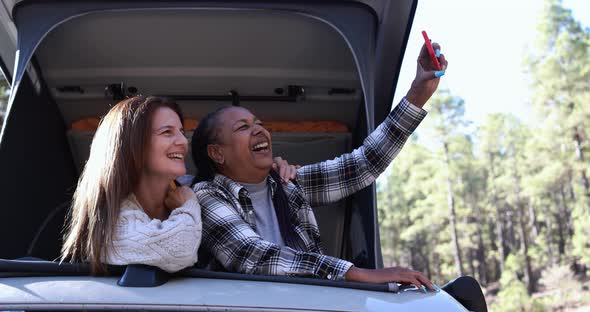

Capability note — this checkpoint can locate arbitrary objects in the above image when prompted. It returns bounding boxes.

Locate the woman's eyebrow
[232,117,258,127]
[155,125,175,132]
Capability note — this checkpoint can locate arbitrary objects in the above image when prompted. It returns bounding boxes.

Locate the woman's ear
[207,144,225,165]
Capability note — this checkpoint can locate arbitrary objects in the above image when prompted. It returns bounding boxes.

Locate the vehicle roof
[4,0,390,22]
[1,0,418,126]
[0,276,467,311]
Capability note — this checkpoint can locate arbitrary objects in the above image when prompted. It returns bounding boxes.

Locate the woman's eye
[239,124,248,130]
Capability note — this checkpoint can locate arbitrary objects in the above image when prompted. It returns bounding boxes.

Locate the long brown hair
[61,96,183,274]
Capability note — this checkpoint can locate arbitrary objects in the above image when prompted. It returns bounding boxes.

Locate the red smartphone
[421,31,442,71]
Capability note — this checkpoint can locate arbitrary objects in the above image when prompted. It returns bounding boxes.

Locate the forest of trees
[377,1,589,310]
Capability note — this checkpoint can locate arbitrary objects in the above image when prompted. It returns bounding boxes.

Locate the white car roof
[0,276,467,311]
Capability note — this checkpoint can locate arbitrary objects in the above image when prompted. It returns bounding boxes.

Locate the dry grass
[485,272,590,311]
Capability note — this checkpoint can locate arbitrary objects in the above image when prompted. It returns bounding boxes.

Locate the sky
[392,0,590,127]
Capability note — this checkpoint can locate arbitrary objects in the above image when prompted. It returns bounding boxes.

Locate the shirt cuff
[315,255,354,281]
[388,97,428,136]
[334,260,354,281]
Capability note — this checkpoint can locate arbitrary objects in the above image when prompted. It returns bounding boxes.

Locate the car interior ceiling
[0,9,377,268]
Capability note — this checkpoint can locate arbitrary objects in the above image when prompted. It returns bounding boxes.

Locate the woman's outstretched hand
[345,266,436,291]
[165,186,196,211]
[272,156,301,184]
[406,42,448,108]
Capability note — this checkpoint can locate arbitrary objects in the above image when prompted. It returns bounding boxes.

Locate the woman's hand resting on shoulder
[345,266,436,291]
[272,156,301,184]
[164,186,196,211]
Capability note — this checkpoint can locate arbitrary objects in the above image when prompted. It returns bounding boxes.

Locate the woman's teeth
[168,153,184,160]
[252,142,269,151]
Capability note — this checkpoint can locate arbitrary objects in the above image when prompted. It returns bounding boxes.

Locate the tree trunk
[423,245,432,279]
[487,220,501,281]
[475,212,488,286]
[541,199,557,265]
[553,193,566,257]
[518,203,535,293]
[568,173,576,202]
[528,201,539,240]
[514,179,534,293]
[390,228,397,267]
[468,248,476,278]
[476,225,488,285]
[489,153,506,271]
[507,144,535,293]
[470,190,488,286]
[506,207,516,254]
[573,128,590,201]
[432,252,442,283]
[444,141,463,276]
[560,184,573,239]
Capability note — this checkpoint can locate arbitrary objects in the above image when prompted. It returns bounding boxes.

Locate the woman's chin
[169,167,187,178]
[253,158,274,171]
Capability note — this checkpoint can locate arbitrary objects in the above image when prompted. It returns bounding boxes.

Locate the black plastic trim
[391,0,418,105]
[0,258,123,275]
[0,57,12,85]
[179,267,412,293]
[117,264,170,287]
[166,94,297,102]
[0,259,414,293]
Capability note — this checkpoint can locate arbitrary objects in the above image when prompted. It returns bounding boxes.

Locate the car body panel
[0,276,467,311]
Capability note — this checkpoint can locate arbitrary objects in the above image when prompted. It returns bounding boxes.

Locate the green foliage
[493,255,546,312]
[572,209,590,266]
[527,0,590,265]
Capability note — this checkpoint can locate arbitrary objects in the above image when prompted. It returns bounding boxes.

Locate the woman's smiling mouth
[167,153,184,160]
[251,141,270,152]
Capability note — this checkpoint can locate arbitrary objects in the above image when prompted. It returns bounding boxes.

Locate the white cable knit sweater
[103,194,202,273]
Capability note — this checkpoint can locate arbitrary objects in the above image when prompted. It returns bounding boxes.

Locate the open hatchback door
[0,1,469,311]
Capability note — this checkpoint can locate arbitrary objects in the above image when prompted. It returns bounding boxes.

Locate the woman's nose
[176,131,189,146]
[252,124,264,135]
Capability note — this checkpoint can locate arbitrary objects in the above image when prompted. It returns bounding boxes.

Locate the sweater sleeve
[104,198,202,273]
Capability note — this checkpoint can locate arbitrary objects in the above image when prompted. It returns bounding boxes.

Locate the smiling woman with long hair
[61,96,201,275]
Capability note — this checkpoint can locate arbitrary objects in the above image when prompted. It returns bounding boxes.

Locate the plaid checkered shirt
[193,97,427,280]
